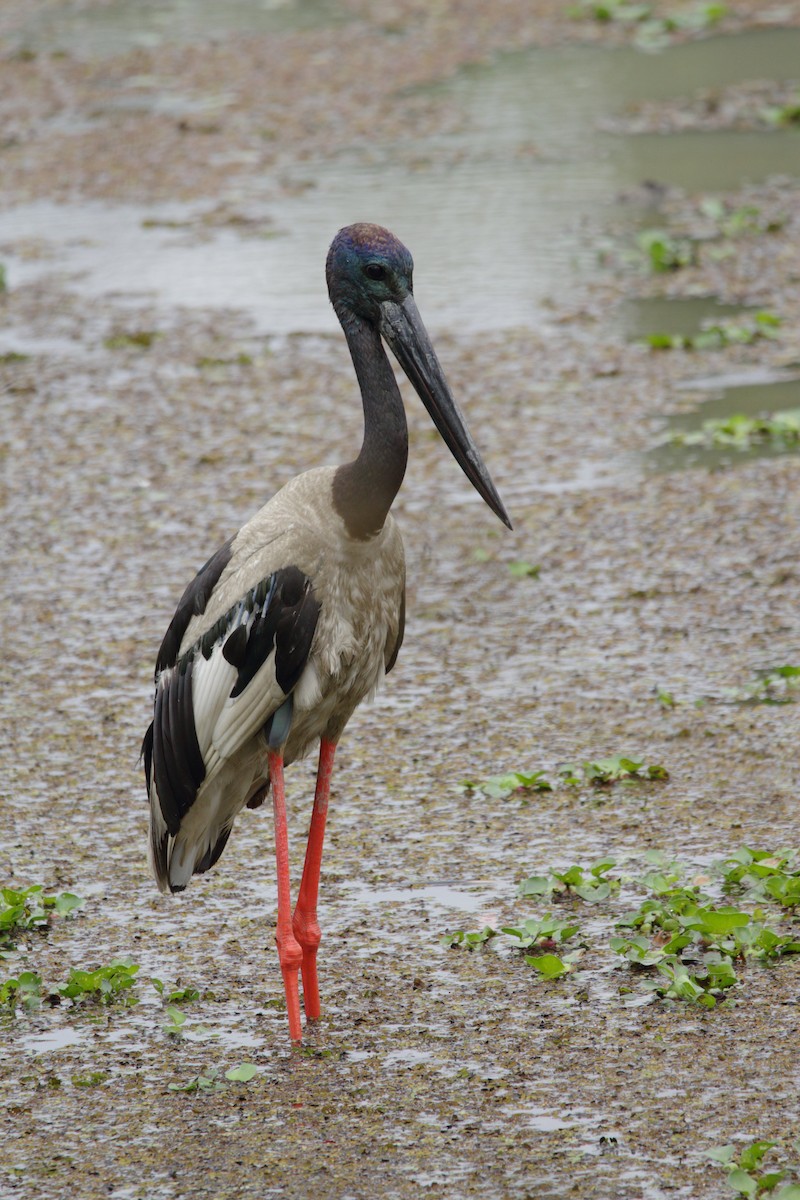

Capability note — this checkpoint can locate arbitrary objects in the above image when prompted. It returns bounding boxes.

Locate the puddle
[617,295,754,341]
[2,28,800,333]
[19,1025,87,1054]
[383,1048,434,1068]
[646,374,800,471]
[607,128,800,193]
[8,0,348,58]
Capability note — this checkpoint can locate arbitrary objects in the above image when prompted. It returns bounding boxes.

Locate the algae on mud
[2,2,800,1199]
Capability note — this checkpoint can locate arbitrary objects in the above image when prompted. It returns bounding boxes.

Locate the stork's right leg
[268,751,303,1042]
[293,737,336,1020]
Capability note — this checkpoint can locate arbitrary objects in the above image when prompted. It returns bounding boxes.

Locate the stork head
[326,223,414,326]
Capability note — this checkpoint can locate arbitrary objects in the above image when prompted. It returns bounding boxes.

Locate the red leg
[268,751,303,1042]
[293,738,336,1021]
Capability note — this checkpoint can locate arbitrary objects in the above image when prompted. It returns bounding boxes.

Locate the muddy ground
[1,2,800,1198]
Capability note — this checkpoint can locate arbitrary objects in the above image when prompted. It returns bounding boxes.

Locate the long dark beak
[380,296,512,530]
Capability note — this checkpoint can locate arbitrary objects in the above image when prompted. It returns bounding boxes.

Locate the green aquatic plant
[151,978,201,1004]
[637,228,697,272]
[762,95,800,127]
[719,666,800,707]
[508,560,541,579]
[225,1063,259,1082]
[501,914,582,948]
[459,770,553,801]
[519,858,619,903]
[614,883,800,1006]
[104,329,161,350]
[670,411,800,451]
[59,959,140,1006]
[708,1139,800,1197]
[558,756,668,786]
[0,886,83,947]
[644,311,782,350]
[0,970,42,1010]
[168,1068,224,1094]
[699,198,786,236]
[569,1,652,20]
[445,914,583,978]
[442,926,497,949]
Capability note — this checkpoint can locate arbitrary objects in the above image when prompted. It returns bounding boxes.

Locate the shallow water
[2,27,799,333]
[8,0,348,57]
[617,295,754,340]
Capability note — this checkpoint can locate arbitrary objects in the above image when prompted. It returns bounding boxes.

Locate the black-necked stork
[143,223,511,1041]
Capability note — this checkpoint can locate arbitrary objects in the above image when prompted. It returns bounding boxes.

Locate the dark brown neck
[332,312,409,539]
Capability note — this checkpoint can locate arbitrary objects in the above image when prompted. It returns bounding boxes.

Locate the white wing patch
[212,651,285,762]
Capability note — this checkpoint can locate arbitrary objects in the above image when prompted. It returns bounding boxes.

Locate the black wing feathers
[150,657,206,834]
[155,537,234,675]
[228,574,282,699]
[274,567,321,694]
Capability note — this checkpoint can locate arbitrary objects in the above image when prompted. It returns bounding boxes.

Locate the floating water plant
[669,410,800,451]
[104,329,161,350]
[637,228,697,272]
[644,311,782,350]
[558,756,669,786]
[445,914,583,978]
[762,94,800,127]
[0,886,84,948]
[719,666,800,706]
[569,0,726,33]
[168,1068,224,1094]
[0,970,42,1010]
[708,1139,800,1198]
[59,959,140,1006]
[508,560,541,579]
[518,859,619,902]
[443,926,497,949]
[459,771,553,800]
[152,978,201,1004]
[720,847,800,908]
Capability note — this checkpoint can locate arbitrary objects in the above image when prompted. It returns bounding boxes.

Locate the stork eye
[365,263,388,282]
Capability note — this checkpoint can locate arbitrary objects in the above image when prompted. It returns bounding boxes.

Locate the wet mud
[1,2,800,1198]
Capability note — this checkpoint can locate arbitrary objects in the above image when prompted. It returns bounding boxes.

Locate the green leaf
[525,954,569,978]
[691,908,750,935]
[508,561,541,579]
[708,1144,736,1165]
[225,1063,259,1083]
[646,332,683,349]
[726,1168,757,1197]
[518,875,553,897]
[738,1140,776,1172]
[758,1173,786,1192]
[573,882,611,903]
[165,1005,187,1029]
[53,893,84,916]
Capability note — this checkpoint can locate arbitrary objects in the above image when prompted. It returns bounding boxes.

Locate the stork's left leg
[293,737,336,1021]
[268,751,303,1042]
